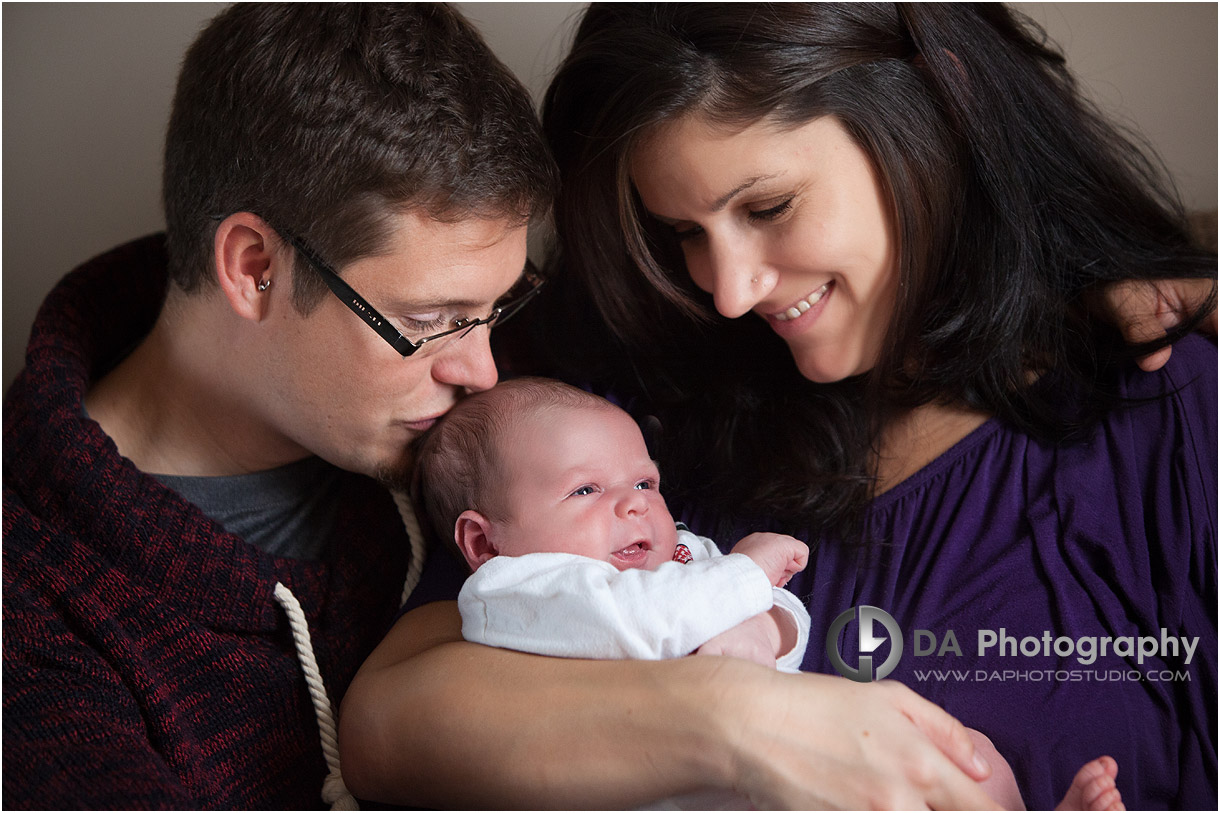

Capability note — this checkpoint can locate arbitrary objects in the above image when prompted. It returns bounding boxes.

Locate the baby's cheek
[655,525,681,562]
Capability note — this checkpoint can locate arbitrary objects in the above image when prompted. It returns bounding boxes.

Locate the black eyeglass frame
[253,218,544,357]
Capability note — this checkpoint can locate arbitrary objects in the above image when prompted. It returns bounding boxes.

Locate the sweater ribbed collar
[4,235,338,632]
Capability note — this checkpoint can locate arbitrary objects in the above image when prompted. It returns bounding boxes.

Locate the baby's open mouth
[611,540,651,565]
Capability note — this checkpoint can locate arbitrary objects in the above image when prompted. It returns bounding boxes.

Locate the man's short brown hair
[163,3,557,310]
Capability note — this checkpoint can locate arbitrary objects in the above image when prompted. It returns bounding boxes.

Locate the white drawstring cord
[274,582,359,811]
[393,491,427,607]
[274,493,427,809]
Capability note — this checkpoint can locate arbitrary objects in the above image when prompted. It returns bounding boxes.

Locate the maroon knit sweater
[3,236,410,809]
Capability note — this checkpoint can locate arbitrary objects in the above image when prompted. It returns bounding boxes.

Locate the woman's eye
[748,198,793,222]
[671,223,704,242]
[570,485,597,497]
[668,198,791,242]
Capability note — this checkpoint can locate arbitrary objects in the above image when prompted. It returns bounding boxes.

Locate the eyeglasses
[276,225,544,358]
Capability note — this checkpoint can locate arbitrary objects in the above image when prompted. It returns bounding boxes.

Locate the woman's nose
[691,238,770,319]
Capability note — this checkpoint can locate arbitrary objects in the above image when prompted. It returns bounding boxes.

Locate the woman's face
[630,113,899,383]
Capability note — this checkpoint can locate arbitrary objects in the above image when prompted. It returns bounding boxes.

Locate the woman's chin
[786,337,878,384]
[792,351,856,384]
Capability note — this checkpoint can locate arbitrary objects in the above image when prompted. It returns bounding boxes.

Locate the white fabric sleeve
[458,545,773,660]
[676,528,722,560]
[771,588,811,673]
[682,530,810,673]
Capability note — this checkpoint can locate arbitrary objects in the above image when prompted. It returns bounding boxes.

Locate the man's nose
[431,325,499,393]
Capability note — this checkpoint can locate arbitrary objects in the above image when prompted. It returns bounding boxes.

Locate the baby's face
[489,404,679,571]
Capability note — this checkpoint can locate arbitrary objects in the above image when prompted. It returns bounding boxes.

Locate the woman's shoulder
[1115,333,1216,477]
[1124,333,1217,404]
[1118,331,1217,504]
[869,335,1216,522]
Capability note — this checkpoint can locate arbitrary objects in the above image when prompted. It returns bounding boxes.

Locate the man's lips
[403,413,448,432]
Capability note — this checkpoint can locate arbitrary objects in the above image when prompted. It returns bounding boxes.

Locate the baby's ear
[454,510,499,571]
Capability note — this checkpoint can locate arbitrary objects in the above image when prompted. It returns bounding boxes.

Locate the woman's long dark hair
[530,3,1216,542]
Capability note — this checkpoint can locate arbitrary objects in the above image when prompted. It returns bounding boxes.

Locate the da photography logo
[827,605,903,682]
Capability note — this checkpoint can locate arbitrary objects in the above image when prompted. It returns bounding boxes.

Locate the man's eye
[401,314,452,335]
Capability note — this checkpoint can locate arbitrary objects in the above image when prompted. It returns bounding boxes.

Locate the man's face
[259,210,529,483]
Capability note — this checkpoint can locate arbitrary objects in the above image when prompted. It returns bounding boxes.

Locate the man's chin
[355,437,412,489]
[374,455,413,491]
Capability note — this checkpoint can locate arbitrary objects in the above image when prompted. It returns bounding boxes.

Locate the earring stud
[257,279,272,292]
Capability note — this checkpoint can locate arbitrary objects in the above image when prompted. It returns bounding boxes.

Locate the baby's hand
[695,611,784,669]
[730,532,808,587]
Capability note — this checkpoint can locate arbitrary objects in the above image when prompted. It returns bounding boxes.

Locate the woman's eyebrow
[711,174,778,211]
[647,174,782,222]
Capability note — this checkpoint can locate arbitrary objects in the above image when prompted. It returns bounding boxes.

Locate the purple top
[691,334,1217,810]
[406,335,1216,810]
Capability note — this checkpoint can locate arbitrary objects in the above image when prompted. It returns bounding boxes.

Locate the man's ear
[213,212,282,322]
[454,510,500,572]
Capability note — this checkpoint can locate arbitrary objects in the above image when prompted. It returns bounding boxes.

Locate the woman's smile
[771,282,832,323]
[764,281,836,343]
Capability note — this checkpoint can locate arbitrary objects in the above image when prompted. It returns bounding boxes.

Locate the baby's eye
[634,479,658,491]
[569,485,598,497]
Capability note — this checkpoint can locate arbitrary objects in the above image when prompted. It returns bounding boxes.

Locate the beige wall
[4,3,1216,389]
[1013,2,1217,208]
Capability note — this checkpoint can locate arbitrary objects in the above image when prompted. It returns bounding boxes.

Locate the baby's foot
[1055,756,1123,811]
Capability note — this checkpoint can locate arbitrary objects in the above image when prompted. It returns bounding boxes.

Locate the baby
[414,376,811,672]
[410,376,1123,811]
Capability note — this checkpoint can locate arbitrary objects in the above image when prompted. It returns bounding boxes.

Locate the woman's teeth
[774,283,830,321]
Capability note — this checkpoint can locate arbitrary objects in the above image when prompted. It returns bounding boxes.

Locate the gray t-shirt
[154,456,342,561]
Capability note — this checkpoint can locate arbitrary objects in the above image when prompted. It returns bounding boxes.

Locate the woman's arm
[339,601,1000,810]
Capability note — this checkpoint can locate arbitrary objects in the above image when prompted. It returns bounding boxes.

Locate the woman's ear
[212,212,281,321]
[455,510,500,571]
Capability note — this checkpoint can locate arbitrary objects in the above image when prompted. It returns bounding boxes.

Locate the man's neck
[84,310,310,477]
